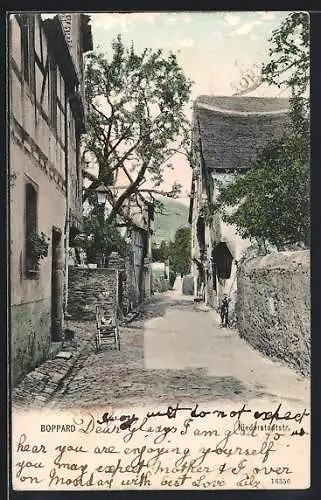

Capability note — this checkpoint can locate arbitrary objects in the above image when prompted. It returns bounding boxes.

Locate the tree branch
[263,59,300,80]
[91,101,110,122]
[108,124,138,158]
[106,160,149,223]
[109,134,144,173]
[139,188,178,197]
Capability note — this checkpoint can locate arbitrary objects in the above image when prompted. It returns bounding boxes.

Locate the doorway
[213,242,233,280]
[51,227,63,341]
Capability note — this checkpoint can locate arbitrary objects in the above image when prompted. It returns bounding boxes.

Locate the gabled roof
[194,95,290,172]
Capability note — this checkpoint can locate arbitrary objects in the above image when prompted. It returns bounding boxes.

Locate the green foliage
[218,132,309,249]
[169,226,191,275]
[26,231,49,269]
[200,202,216,226]
[83,35,192,219]
[152,240,170,262]
[261,10,310,145]
[75,203,127,264]
[261,11,309,97]
[217,12,310,251]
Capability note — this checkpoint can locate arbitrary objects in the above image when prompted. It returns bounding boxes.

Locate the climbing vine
[200,201,219,226]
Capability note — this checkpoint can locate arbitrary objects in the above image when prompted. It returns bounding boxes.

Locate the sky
[89,11,291,101]
[86,11,293,206]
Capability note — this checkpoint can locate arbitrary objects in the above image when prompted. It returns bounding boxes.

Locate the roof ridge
[196,101,289,117]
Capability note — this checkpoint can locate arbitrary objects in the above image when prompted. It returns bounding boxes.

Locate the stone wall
[68,267,119,321]
[10,102,66,387]
[236,250,310,376]
[11,300,51,386]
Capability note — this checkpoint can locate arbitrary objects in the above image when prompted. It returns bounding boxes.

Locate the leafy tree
[74,201,127,265]
[261,11,309,98]
[232,12,309,101]
[216,11,310,251]
[169,227,191,276]
[262,11,309,130]
[83,35,192,223]
[217,132,309,250]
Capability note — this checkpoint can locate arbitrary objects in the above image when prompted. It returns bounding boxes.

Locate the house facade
[70,175,154,313]
[122,196,154,309]
[189,95,290,312]
[10,13,92,386]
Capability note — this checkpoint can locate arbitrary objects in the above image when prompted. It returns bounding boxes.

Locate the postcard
[10,11,310,491]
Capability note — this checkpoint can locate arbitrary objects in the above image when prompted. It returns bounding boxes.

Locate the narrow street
[48,278,309,411]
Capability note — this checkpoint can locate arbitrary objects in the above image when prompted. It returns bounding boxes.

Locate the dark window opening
[201,163,207,194]
[207,176,214,204]
[21,17,29,82]
[49,58,57,130]
[213,242,233,280]
[51,228,63,341]
[211,255,217,292]
[20,15,35,88]
[196,216,206,258]
[142,230,149,259]
[25,181,38,275]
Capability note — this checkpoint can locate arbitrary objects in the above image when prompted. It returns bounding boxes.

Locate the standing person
[220,294,230,327]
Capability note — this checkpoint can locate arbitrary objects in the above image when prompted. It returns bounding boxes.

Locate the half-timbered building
[189,95,290,313]
[10,13,92,385]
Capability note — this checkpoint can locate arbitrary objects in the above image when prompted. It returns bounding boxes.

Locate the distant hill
[152,196,190,244]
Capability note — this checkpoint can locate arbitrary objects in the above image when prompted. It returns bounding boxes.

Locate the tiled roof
[196,95,290,113]
[194,95,290,171]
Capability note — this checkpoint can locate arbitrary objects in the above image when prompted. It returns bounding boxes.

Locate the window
[213,243,233,280]
[49,60,65,140]
[196,216,206,251]
[49,58,57,129]
[25,181,38,276]
[20,15,35,89]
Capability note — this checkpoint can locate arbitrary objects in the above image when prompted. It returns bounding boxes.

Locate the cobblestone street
[47,279,309,411]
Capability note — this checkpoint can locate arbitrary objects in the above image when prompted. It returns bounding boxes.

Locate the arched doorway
[212,242,233,280]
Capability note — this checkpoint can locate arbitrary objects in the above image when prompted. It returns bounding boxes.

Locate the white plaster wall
[10,141,66,306]
[212,171,251,260]
[10,17,67,307]
[211,172,251,310]
[151,262,165,272]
